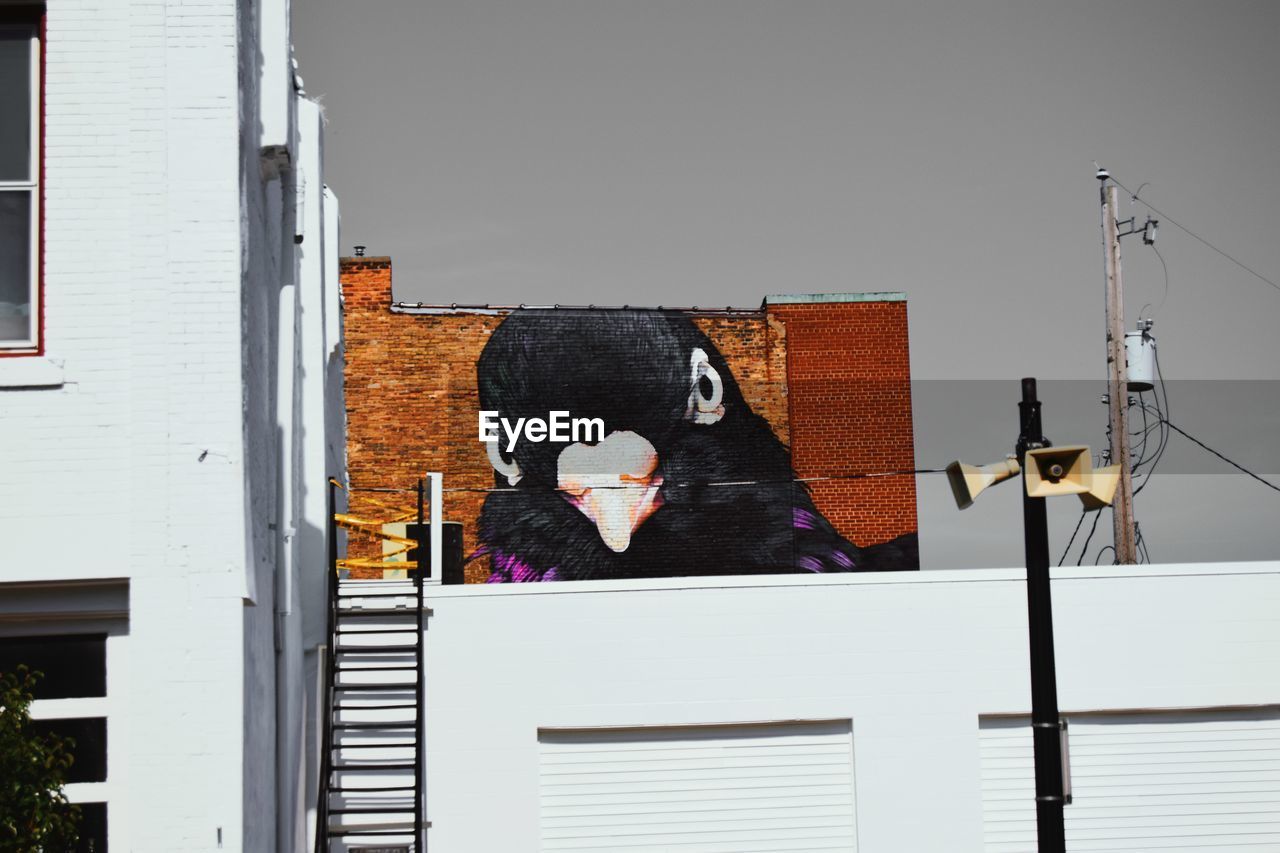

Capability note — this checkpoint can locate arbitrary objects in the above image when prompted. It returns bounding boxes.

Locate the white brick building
[0,2,343,850]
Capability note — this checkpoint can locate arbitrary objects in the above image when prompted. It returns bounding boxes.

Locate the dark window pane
[30,717,107,783]
[0,26,32,181]
[0,189,32,343]
[0,635,106,699]
[76,802,107,853]
[0,26,32,182]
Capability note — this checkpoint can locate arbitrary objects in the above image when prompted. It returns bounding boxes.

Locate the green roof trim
[765,292,906,305]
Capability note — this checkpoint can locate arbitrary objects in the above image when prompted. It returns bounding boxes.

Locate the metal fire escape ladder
[316,479,428,853]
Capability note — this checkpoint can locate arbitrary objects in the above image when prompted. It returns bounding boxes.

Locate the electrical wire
[1135,522,1151,564]
[1130,180,1170,320]
[1130,392,1151,472]
[1162,419,1280,494]
[1129,341,1278,495]
[348,468,949,495]
[1149,244,1170,317]
[1058,509,1089,567]
[1110,174,1280,295]
[441,468,944,493]
[1076,509,1104,566]
[1131,402,1167,496]
[1132,345,1173,497]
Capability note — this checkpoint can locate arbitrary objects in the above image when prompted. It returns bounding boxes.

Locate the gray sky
[294,0,1279,568]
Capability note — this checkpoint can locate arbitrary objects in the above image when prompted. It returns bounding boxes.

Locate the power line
[347,468,949,495]
[1111,174,1280,294]
[1140,243,1170,318]
[440,468,947,493]
[1132,343,1173,497]
[1162,419,1280,494]
[1058,508,1090,567]
[1076,509,1104,566]
[1135,522,1151,565]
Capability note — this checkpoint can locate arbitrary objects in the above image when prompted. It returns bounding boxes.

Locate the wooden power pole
[1099,177,1138,564]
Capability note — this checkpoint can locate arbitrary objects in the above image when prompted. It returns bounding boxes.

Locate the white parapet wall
[419,561,1280,852]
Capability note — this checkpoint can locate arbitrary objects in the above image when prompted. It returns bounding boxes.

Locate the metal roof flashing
[386,294,908,315]
[764,292,907,305]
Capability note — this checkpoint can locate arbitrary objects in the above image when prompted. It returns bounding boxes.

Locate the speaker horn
[1079,463,1121,510]
[947,458,1021,509]
[1024,445,1092,498]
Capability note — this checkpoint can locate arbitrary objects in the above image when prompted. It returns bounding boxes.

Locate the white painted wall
[420,561,1280,852]
[0,2,342,850]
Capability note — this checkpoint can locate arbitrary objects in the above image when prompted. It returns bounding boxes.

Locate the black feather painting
[474,309,918,582]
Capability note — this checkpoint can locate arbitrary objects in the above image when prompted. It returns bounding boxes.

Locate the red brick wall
[768,300,917,545]
[341,259,916,578]
[341,258,495,581]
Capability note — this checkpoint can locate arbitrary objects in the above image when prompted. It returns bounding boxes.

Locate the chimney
[340,255,392,308]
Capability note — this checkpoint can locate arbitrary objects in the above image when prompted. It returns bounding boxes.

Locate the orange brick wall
[342,259,916,579]
[768,300,917,545]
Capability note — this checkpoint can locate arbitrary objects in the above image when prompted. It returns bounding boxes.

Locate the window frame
[0,5,44,357]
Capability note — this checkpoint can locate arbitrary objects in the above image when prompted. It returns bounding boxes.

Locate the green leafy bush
[0,666,80,852]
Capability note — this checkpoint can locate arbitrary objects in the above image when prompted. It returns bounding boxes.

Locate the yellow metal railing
[330,479,424,573]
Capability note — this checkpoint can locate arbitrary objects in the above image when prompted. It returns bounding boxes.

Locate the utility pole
[1098,171,1138,564]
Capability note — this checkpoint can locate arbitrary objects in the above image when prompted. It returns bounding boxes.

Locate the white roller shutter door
[980,708,1280,852]
[539,720,858,853]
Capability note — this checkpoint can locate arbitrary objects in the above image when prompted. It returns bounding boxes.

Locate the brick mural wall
[342,259,916,580]
[768,298,917,546]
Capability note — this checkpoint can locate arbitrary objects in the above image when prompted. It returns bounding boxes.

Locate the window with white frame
[0,10,41,352]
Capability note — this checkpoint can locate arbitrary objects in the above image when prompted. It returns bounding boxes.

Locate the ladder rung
[333,742,415,750]
[329,785,415,793]
[334,722,416,729]
[329,806,416,814]
[333,703,417,711]
[336,628,417,635]
[328,827,420,837]
[337,615,415,622]
[338,591,420,599]
[336,683,417,691]
[336,645,420,654]
[336,666,416,672]
[332,762,416,771]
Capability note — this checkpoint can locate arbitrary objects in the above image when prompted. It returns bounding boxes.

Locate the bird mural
[474,309,918,582]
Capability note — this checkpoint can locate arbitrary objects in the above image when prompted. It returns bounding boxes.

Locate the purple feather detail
[484,549,558,583]
[796,555,824,573]
[830,549,856,570]
[793,508,819,530]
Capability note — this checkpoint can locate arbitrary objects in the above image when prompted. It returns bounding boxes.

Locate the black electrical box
[405,521,465,584]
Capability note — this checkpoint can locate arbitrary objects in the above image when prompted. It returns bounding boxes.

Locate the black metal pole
[415,478,427,850]
[1017,378,1067,853]
[315,478,339,853]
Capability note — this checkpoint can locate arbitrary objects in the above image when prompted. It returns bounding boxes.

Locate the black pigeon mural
[474,309,918,582]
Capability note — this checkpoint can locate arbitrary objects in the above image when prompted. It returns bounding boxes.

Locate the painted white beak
[558,430,663,553]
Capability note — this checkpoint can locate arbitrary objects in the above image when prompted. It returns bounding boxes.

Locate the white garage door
[980,708,1280,852]
[538,720,858,853]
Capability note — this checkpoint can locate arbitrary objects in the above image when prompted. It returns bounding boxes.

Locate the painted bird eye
[486,441,523,486]
[685,347,725,425]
